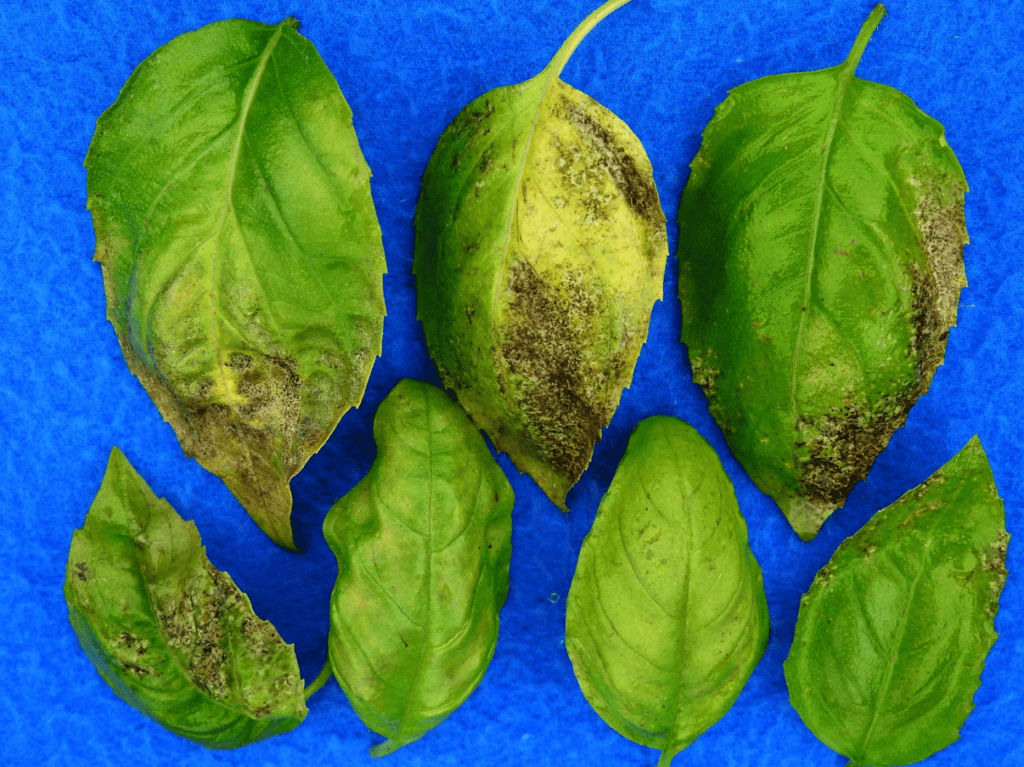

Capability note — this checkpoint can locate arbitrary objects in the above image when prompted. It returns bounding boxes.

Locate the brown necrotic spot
[498,259,606,483]
[562,101,662,228]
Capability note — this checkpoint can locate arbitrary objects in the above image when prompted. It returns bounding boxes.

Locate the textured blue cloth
[1,1,1021,765]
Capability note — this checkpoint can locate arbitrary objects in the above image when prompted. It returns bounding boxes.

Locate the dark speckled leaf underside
[414,0,668,509]
[86,18,387,549]
[64,448,307,749]
[677,5,968,539]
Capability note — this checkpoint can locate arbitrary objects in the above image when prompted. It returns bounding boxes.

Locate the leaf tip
[369,738,403,758]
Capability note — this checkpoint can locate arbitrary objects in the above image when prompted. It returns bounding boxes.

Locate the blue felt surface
[1,0,1022,765]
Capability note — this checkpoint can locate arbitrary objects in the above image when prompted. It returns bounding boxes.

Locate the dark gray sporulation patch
[233,354,301,438]
[911,184,968,374]
[453,99,495,141]
[983,531,1010,617]
[152,560,297,710]
[498,258,609,486]
[797,387,915,509]
[983,532,1010,574]
[562,100,663,229]
[797,183,967,514]
[111,630,154,678]
[156,563,238,699]
[73,562,90,582]
[178,352,308,514]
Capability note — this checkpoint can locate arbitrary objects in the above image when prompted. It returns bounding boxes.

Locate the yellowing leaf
[415,0,668,509]
[86,18,387,549]
[566,417,769,766]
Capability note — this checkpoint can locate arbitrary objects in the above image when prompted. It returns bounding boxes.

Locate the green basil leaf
[565,417,769,766]
[64,448,307,748]
[414,0,668,509]
[785,436,1008,766]
[323,379,514,756]
[677,4,968,539]
[86,18,387,550]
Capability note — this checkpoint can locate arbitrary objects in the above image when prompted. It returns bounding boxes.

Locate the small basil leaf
[64,448,307,748]
[415,0,668,509]
[677,4,968,539]
[86,18,387,550]
[565,417,769,766]
[324,379,514,756]
[785,436,1009,766]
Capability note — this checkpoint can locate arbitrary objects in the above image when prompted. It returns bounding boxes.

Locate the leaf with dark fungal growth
[64,448,307,748]
[414,0,668,509]
[86,18,387,549]
[677,4,968,539]
[324,380,514,756]
[785,436,1008,766]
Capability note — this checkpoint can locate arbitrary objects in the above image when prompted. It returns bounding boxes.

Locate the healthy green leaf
[323,379,514,756]
[414,0,668,509]
[64,448,307,748]
[677,4,968,539]
[565,416,769,766]
[784,436,1008,766]
[86,18,387,550]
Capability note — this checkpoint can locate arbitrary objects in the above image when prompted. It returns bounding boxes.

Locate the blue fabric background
[1,0,1021,765]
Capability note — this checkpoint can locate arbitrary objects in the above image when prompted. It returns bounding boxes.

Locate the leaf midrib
[208,22,288,397]
[787,63,857,450]
[488,0,629,350]
[656,423,692,758]
[389,385,436,749]
[854,474,969,760]
[854,551,928,760]
[487,68,564,334]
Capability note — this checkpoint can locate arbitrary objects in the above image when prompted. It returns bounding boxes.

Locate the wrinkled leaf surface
[677,5,968,539]
[324,379,514,756]
[565,417,769,766]
[64,448,307,748]
[86,18,387,549]
[785,436,1008,766]
[415,0,667,509]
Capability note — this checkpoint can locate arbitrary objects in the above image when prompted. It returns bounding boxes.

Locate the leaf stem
[544,0,632,80]
[844,4,886,72]
[303,660,333,701]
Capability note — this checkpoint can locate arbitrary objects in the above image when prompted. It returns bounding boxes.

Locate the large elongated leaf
[677,4,968,539]
[64,448,307,748]
[784,436,1009,766]
[323,379,514,756]
[86,18,387,550]
[565,417,769,766]
[414,0,668,509]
